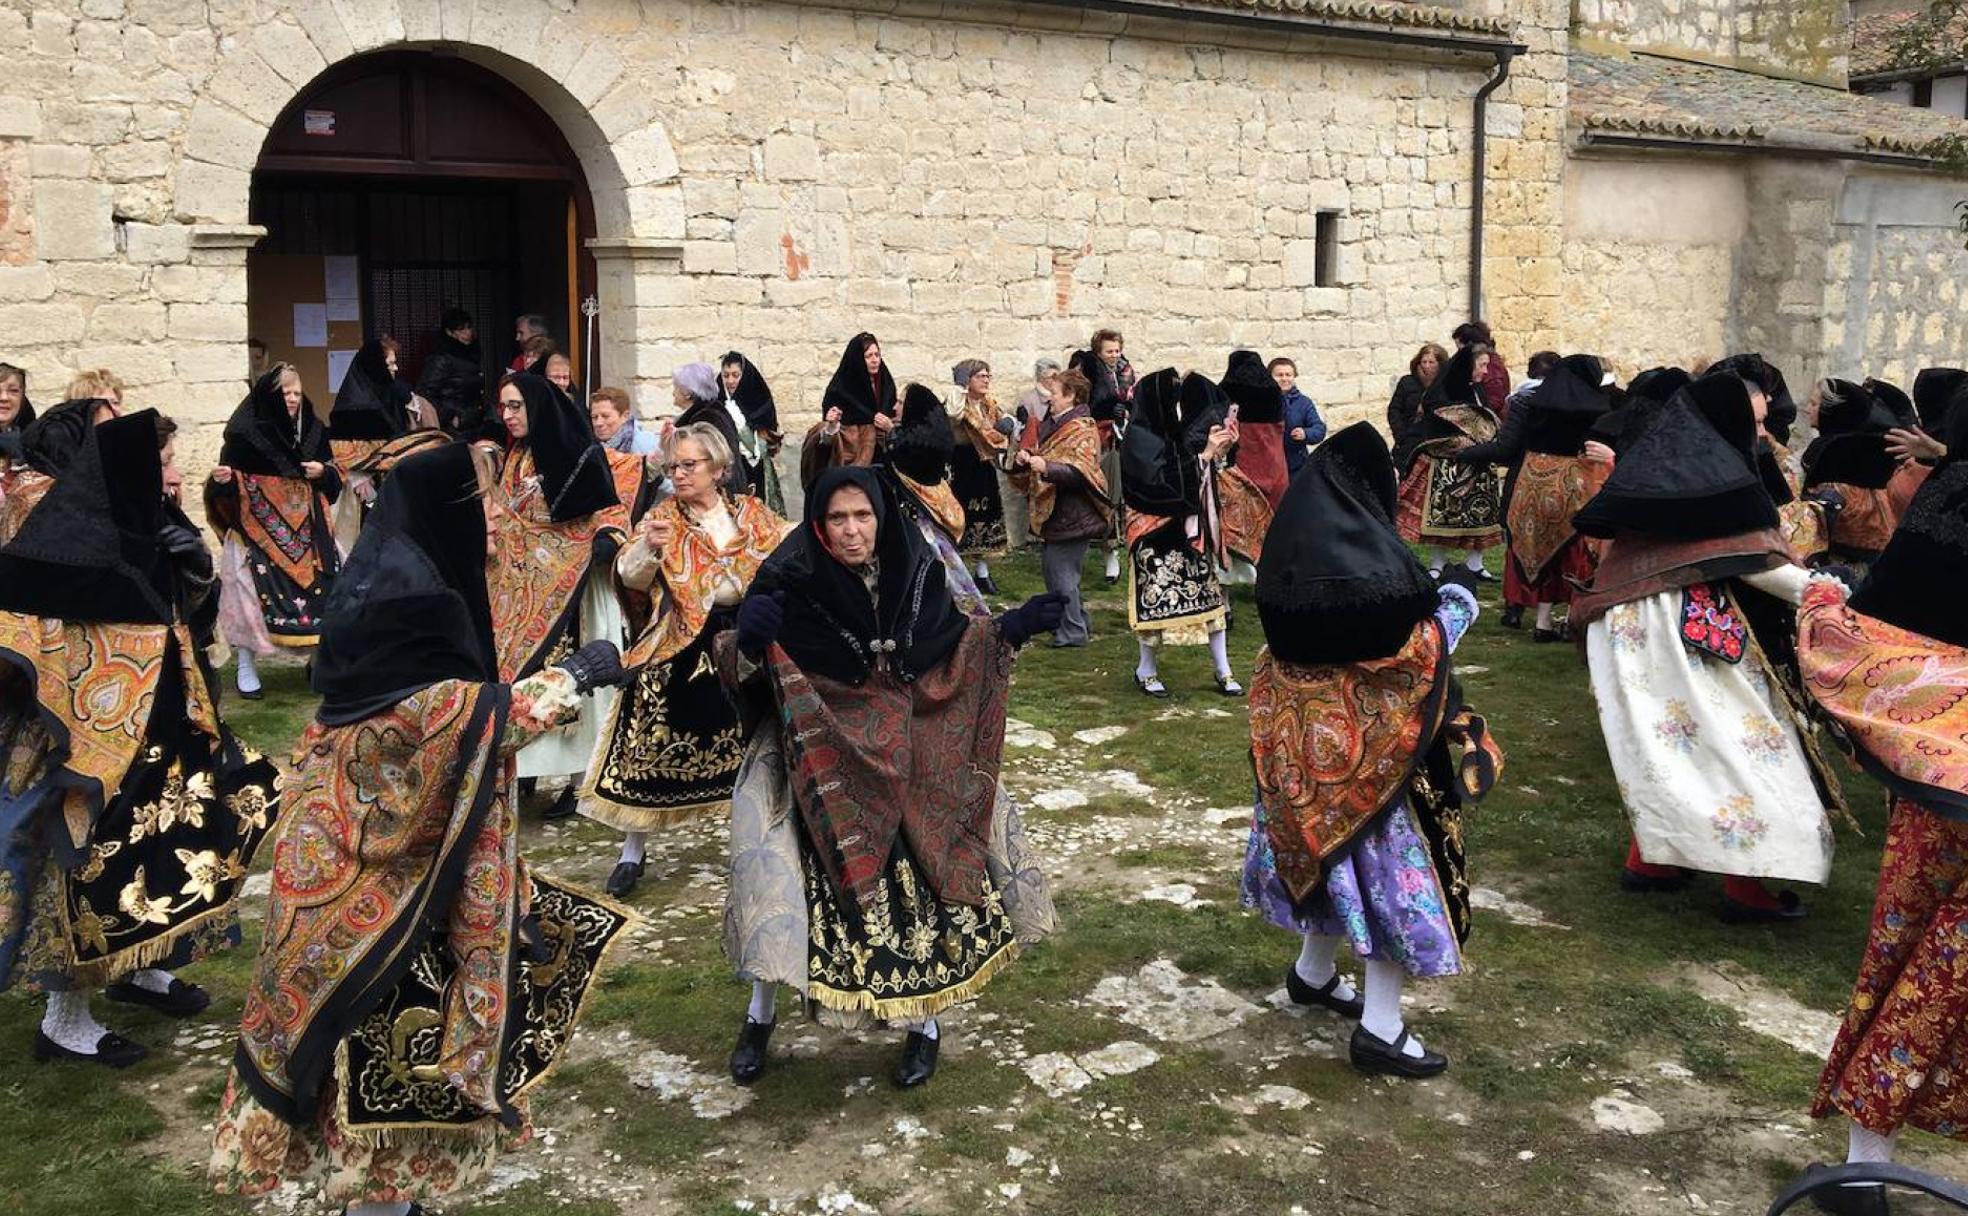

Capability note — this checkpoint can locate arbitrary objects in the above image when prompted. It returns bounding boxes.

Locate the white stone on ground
[1221,1084,1313,1115]
[1006,1146,1033,1168]
[1203,806,1249,827]
[1680,962,1839,1057]
[1073,725,1130,745]
[1031,788,1089,811]
[1079,1040,1160,1078]
[625,1049,754,1118]
[1136,882,1206,908]
[1093,768,1155,797]
[1086,960,1262,1043]
[1471,886,1569,930]
[1021,1052,1093,1097]
[1590,1092,1665,1135]
[1005,718,1057,749]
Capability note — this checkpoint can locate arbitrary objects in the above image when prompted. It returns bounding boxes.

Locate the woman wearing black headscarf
[327,337,447,549]
[882,381,992,617]
[1241,423,1501,1079]
[207,364,342,699]
[0,396,116,543]
[1800,378,1906,568]
[1394,345,1504,580]
[803,332,899,478]
[210,443,629,1216]
[721,351,785,513]
[488,372,630,821]
[0,410,280,1068]
[717,465,1059,1091]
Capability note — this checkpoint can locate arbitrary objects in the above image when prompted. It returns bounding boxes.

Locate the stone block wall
[1570,0,1851,86]
[0,0,1577,470]
[1825,169,1968,388]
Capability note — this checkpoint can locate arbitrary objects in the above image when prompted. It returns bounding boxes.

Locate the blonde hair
[66,367,126,401]
[664,421,731,472]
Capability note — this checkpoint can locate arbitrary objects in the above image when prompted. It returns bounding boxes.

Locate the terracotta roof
[1851,5,1968,78]
[1572,49,1968,162]
[1141,0,1513,37]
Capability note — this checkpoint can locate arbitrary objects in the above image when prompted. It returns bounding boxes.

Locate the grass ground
[4,546,1960,1216]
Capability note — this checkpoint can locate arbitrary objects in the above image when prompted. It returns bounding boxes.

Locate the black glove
[157,523,213,580]
[735,591,785,659]
[555,639,626,693]
[993,416,1018,438]
[997,592,1067,648]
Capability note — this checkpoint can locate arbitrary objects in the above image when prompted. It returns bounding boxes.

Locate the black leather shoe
[1215,673,1245,698]
[236,685,263,701]
[894,1030,940,1088]
[1135,675,1170,699]
[34,1028,148,1069]
[541,786,579,821]
[1531,627,1565,644]
[1722,889,1808,924]
[1283,963,1364,1019]
[344,1206,427,1216]
[976,574,1001,596]
[1472,568,1499,583]
[729,1016,775,1085]
[1803,1164,1891,1216]
[1349,1024,1447,1079]
[1620,867,1691,894]
[604,859,645,899]
[1500,605,1524,630]
[105,977,211,1018]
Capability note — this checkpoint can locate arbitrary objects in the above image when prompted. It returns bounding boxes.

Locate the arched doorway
[247,50,598,406]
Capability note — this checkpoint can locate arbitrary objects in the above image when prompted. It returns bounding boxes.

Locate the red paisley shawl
[1249,621,1449,904]
[767,619,1013,910]
[487,447,629,681]
[1507,451,1609,582]
[1799,580,1968,817]
[1217,466,1276,564]
[621,495,788,669]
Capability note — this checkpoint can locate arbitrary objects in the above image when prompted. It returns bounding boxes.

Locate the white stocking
[1207,628,1232,679]
[1105,549,1121,580]
[1534,603,1555,632]
[42,990,108,1053]
[1847,1121,1898,1164]
[1462,550,1486,572]
[974,560,990,579]
[619,832,647,866]
[129,968,176,995]
[1136,637,1160,682]
[1362,959,1424,1058]
[234,648,261,694]
[913,1016,940,1041]
[1426,547,1448,573]
[1295,932,1356,1002]
[747,980,778,1025]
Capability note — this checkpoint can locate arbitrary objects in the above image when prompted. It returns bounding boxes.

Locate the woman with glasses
[582,422,789,898]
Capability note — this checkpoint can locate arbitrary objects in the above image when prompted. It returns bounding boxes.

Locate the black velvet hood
[1592,367,1690,453]
[16,398,108,476]
[1573,375,1779,541]
[1804,433,1899,491]
[886,383,955,485]
[221,366,330,477]
[1219,350,1283,426]
[1850,457,1968,649]
[1914,367,1968,434]
[1711,353,1797,443]
[720,351,778,433]
[1177,370,1229,454]
[312,443,498,725]
[0,409,174,625]
[750,465,967,686]
[1864,378,1919,430]
[1121,368,1202,517]
[329,340,409,441]
[822,334,897,427]
[1256,422,1439,665]
[507,372,619,522]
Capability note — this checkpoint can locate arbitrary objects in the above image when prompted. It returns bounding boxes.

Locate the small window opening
[1313,211,1340,288]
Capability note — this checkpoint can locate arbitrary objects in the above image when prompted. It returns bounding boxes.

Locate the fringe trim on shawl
[576,792,730,833]
[806,938,1021,1023]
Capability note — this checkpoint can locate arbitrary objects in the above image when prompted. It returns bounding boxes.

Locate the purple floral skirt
[1240,795,1462,979]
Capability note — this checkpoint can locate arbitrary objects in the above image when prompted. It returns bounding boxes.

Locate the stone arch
[173,0,685,394]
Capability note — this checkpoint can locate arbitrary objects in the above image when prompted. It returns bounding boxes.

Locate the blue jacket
[1281,387,1327,473]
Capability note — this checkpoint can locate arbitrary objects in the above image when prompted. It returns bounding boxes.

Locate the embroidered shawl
[622,495,788,668]
[1570,529,1792,627]
[488,447,629,681]
[1507,451,1609,581]
[954,395,1009,461]
[604,449,650,523]
[238,473,338,596]
[1819,482,1899,558]
[1012,414,1108,534]
[1799,580,1968,819]
[897,473,967,542]
[0,614,217,845]
[767,619,1013,910]
[1250,621,1449,903]
[232,671,581,1128]
[1217,465,1275,564]
[0,469,53,545]
[329,431,450,481]
[1780,499,1832,564]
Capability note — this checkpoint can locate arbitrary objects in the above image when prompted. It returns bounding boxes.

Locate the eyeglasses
[665,458,710,474]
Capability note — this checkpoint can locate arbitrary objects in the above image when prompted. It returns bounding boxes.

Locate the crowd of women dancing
[0,315,1964,1216]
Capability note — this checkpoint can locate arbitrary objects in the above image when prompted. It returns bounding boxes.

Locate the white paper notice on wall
[323,255,359,301]
[327,349,357,392]
[326,296,360,322]
[293,303,328,348]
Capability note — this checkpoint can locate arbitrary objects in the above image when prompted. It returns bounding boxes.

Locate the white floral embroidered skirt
[1585,591,1833,884]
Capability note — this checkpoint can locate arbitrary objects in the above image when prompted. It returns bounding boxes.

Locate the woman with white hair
[583,421,790,898]
[673,361,754,498]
